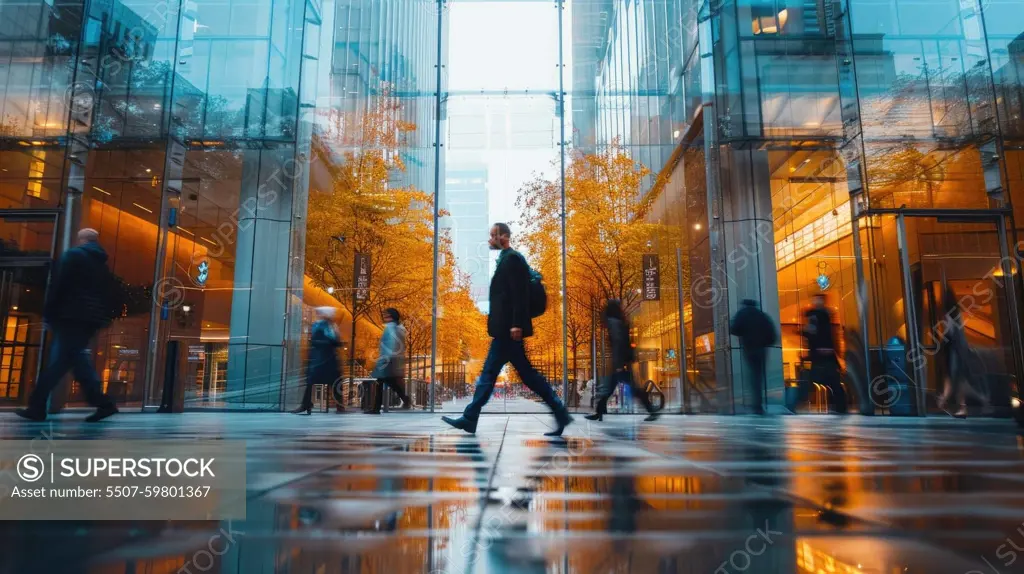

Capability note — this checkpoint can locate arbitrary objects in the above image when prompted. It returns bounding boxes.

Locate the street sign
[642,254,660,301]
[354,253,371,302]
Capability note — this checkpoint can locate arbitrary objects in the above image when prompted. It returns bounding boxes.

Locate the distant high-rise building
[443,165,490,310]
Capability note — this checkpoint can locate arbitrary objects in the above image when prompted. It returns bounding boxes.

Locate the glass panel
[438,0,560,413]
[0,267,47,403]
[903,217,1018,414]
[303,0,441,412]
[848,0,1002,210]
[79,148,164,407]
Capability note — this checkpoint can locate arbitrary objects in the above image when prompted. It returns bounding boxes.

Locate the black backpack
[528,268,547,318]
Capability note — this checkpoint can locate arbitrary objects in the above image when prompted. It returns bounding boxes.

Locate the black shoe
[544,413,573,437]
[644,412,661,422]
[85,405,118,423]
[441,415,477,434]
[291,406,312,415]
[15,408,46,422]
[584,413,603,422]
[367,410,381,415]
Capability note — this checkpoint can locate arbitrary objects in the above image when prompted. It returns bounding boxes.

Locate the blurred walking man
[17,228,118,422]
[730,299,777,414]
[803,293,845,414]
[442,223,572,437]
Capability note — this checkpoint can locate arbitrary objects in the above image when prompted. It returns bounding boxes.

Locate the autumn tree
[306,83,487,394]
[306,84,435,374]
[517,141,676,388]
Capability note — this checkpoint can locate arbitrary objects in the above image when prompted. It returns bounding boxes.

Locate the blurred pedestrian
[730,299,777,414]
[293,306,342,415]
[17,228,118,422]
[938,287,990,418]
[803,293,845,414]
[585,299,659,422]
[369,307,412,413]
[442,223,572,436]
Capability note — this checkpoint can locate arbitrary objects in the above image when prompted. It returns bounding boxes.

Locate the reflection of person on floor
[938,287,990,419]
[369,307,412,414]
[17,228,118,423]
[803,294,846,414]
[293,306,342,415]
[585,300,659,422]
[730,299,777,414]
[442,223,572,437]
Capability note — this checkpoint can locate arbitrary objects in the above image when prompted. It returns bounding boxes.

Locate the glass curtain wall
[304,0,441,411]
[0,0,322,410]
[2,0,1022,415]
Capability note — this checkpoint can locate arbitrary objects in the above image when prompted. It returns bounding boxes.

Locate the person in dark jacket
[442,223,572,436]
[585,299,659,422]
[293,306,342,415]
[803,293,845,414]
[369,307,412,413]
[730,299,777,414]
[17,228,117,422]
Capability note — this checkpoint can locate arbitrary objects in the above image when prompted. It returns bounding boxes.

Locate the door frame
[889,209,1024,415]
[0,210,60,405]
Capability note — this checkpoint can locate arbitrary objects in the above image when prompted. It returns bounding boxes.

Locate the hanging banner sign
[642,254,660,301]
[354,253,371,302]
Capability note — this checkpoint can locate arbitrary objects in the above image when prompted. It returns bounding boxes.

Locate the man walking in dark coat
[803,293,845,414]
[442,223,572,437]
[730,299,777,414]
[17,228,118,422]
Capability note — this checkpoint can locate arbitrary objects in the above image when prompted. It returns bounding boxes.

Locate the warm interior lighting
[776,201,852,269]
[177,227,195,236]
[673,129,680,138]
[26,149,46,200]
[92,186,111,196]
[132,202,153,214]
[752,8,788,35]
[200,236,218,246]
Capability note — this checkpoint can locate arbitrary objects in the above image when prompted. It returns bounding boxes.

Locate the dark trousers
[743,348,766,414]
[463,337,566,422]
[300,381,315,410]
[811,357,845,413]
[29,324,113,412]
[594,368,653,415]
[373,376,410,411]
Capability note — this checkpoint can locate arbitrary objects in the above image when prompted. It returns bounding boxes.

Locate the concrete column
[713,147,784,414]
[225,147,295,407]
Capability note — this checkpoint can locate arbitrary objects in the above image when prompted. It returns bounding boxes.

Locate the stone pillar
[713,147,785,414]
[225,147,296,407]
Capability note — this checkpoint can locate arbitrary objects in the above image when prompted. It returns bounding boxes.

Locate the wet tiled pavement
[0,402,1022,573]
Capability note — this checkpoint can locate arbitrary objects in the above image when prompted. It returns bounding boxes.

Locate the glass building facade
[0,0,1020,417]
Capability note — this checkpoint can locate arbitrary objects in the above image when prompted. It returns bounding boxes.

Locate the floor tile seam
[465,417,510,574]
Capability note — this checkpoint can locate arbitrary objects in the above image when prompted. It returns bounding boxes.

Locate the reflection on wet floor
[0,410,1021,573]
